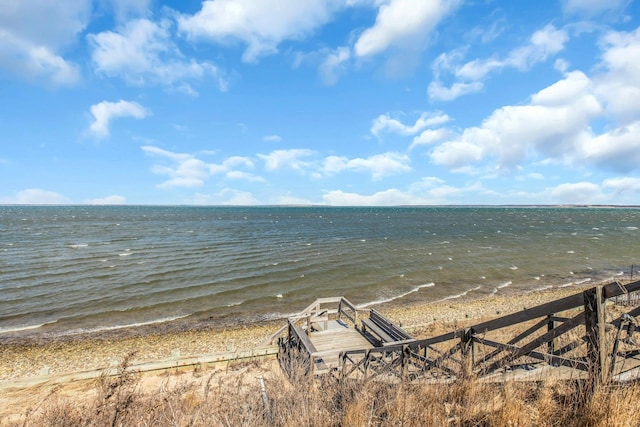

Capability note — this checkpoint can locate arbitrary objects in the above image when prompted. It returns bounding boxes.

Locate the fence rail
[336,279,640,383]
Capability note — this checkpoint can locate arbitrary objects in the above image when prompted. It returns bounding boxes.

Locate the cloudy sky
[1,0,640,206]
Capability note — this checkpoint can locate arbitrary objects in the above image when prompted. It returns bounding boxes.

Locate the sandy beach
[0,284,597,383]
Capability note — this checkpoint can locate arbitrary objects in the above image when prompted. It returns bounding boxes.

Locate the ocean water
[1,206,639,337]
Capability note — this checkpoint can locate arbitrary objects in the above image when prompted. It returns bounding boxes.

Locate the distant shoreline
[1,203,640,208]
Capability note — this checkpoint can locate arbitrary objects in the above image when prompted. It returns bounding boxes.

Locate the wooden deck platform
[276,296,412,377]
[308,320,373,370]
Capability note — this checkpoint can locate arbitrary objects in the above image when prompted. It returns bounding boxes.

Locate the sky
[1,0,640,206]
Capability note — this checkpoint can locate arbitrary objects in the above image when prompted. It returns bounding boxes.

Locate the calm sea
[1,206,638,337]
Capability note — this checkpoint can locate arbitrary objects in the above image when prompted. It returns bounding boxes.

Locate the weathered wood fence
[337,279,640,384]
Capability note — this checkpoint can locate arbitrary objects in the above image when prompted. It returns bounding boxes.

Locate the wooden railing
[276,297,368,376]
[339,279,640,384]
[265,296,364,346]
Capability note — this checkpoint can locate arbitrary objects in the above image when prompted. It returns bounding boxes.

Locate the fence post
[461,328,474,377]
[401,345,408,379]
[364,349,371,380]
[547,314,556,357]
[583,286,608,385]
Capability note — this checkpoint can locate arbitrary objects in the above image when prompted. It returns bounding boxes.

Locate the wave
[68,244,88,249]
[0,322,53,334]
[560,277,593,288]
[437,285,482,302]
[359,283,435,308]
[225,301,244,307]
[497,281,512,289]
[58,314,193,336]
[527,285,554,293]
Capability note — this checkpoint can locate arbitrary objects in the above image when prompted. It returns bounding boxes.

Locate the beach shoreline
[0,283,599,382]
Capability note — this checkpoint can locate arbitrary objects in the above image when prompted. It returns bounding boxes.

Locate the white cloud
[521,172,545,181]
[141,145,191,161]
[214,188,260,206]
[104,0,151,21]
[549,182,604,204]
[154,159,209,188]
[431,71,602,172]
[1,189,70,204]
[209,156,255,173]
[594,26,640,124]
[322,188,427,206]
[89,18,225,91]
[319,46,350,85]
[220,190,261,205]
[321,178,491,206]
[506,25,569,71]
[501,177,640,205]
[603,177,640,194]
[258,149,411,180]
[83,195,127,205]
[178,0,339,62]
[562,0,629,16]
[142,146,202,188]
[0,39,81,85]
[322,152,411,180]
[430,140,485,173]
[209,157,265,182]
[225,171,266,182]
[263,135,283,142]
[427,80,483,102]
[258,149,318,172]
[410,128,450,150]
[0,0,89,86]
[274,194,316,205]
[354,0,460,58]
[554,58,570,73]
[256,148,413,180]
[178,0,459,64]
[580,121,640,172]
[0,0,90,48]
[430,25,640,176]
[89,100,150,138]
[456,25,569,80]
[142,146,261,188]
[371,112,450,138]
[194,189,260,205]
[173,83,200,97]
[429,25,569,101]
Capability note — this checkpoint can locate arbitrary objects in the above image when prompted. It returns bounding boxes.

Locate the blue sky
[1,0,640,206]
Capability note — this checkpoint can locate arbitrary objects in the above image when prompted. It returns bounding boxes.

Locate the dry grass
[4,286,638,427]
[4,356,640,427]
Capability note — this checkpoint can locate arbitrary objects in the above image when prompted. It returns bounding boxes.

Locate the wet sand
[0,284,596,382]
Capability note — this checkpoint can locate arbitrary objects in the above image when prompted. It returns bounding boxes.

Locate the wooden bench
[361,309,413,344]
[361,318,395,343]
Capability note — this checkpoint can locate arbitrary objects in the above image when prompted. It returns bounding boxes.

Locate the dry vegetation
[3,354,640,427]
[3,285,638,426]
